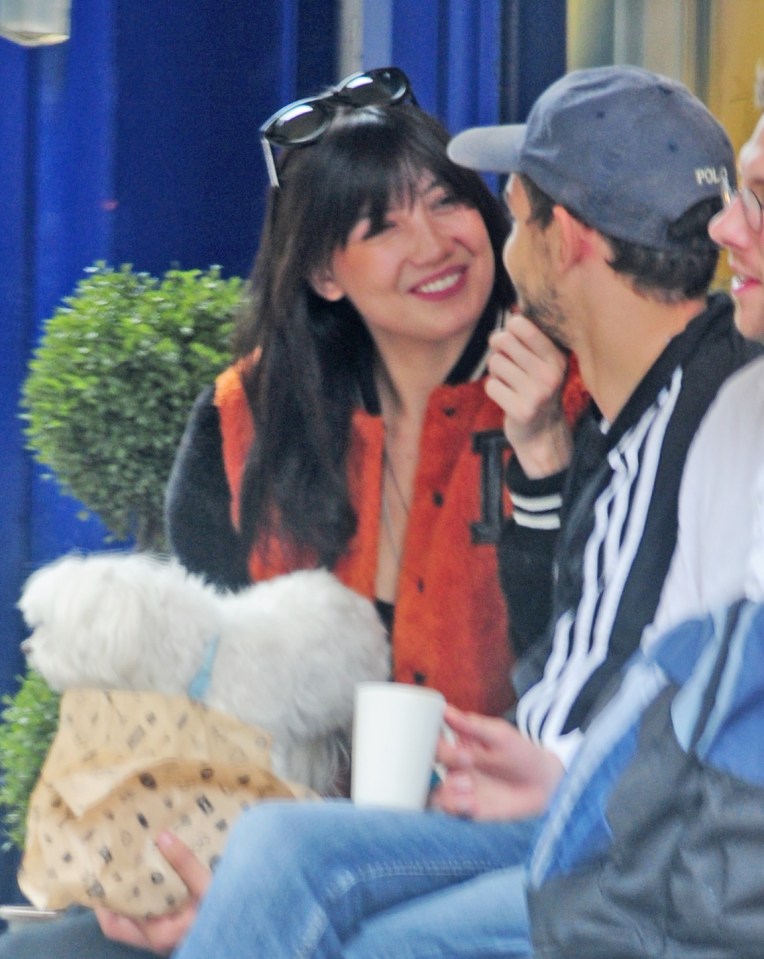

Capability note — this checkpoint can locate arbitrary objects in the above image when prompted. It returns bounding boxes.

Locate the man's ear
[551,205,600,271]
[309,268,345,302]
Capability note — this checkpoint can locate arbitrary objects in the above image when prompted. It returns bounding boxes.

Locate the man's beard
[516,279,570,352]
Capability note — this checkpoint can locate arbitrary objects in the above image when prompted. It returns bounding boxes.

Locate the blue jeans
[174,800,538,959]
[0,906,154,958]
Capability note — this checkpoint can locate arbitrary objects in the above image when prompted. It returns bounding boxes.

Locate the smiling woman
[166,73,527,719]
[162,68,585,724]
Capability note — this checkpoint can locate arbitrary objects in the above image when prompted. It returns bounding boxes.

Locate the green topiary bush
[21,263,243,550]
[0,671,61,851]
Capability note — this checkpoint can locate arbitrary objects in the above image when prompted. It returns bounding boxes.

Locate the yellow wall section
[566,0,764,287]
[705,1,763,154]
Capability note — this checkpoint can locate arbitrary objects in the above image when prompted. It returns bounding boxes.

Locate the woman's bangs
[313,110,464,245]
[313,147,425,248]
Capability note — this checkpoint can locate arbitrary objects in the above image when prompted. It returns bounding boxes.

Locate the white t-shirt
[649,354,764,645]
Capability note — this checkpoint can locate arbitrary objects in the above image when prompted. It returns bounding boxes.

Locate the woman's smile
[410,265,469,299]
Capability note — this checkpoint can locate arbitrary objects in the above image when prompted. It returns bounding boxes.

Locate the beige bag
[19,688,312,919]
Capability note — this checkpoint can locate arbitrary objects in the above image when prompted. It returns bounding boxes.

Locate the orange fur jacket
[214,360,586,716]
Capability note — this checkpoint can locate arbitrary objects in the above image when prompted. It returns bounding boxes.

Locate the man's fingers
[155,831,213,900]
[429,770,478,818]
[501,313,562,359]
[95,909,154,951]
[489,317,568,378]
[444,706,504,748]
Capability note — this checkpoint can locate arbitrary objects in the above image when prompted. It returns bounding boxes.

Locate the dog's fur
[19,553,390,794]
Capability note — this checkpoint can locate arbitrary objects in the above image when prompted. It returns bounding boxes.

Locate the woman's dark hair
[234,102,513,567]
[519,172,721,303]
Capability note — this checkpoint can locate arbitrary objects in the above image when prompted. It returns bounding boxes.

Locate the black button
[413,672,427,684]
[417,578,424,592]
[432,491,444,507]
[443,406,456,417]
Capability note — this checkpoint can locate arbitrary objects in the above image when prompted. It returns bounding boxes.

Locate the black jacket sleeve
[165,385,251,592]
[498,454,566,661]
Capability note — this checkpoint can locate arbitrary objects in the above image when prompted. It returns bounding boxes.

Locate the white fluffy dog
[19,552,390,794]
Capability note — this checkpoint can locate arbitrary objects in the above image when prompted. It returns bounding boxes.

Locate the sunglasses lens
[340,68,409,106]
[266,101,331,145]
[260,67,415,184]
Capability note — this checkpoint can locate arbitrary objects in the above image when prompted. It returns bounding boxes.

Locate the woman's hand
[485,314,573,478]
[95,832,212,956]
[430,705,564,821]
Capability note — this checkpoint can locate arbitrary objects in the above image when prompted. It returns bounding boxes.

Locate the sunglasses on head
[259,66,418,188]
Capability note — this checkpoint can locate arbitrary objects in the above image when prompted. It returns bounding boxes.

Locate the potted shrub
[0,262,244,851]
[21,262,243,550]
[0,673,60,852]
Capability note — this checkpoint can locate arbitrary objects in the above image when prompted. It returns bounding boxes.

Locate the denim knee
[219,800,344,889]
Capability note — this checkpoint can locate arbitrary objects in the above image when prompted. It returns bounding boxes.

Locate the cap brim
[447,124,526,173]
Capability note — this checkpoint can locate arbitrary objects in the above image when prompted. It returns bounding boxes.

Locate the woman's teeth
[417,270,461,294]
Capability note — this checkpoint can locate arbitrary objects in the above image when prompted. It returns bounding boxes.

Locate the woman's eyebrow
[419,176,446,197]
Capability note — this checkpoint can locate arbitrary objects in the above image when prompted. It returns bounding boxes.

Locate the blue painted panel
[113,0,261,277]
[0,39,33,914]
[363,0,393,71]
[26,0,119,569]
[297,0,337,94]
[389,0,441,115]
[389,0,503,133]
[503,0,566,122]
[110,0,336,281]
[444,0,505,130]
[0,42,32,713]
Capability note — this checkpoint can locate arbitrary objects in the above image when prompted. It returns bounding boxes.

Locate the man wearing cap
[85,67,761,959]
[432,64,763,815]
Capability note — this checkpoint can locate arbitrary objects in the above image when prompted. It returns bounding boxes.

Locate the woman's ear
[309,268,345,302]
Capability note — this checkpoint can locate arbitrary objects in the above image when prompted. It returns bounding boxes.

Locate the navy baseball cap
[448,65,735,251]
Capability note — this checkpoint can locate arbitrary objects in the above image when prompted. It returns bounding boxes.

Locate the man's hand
[95,832,212,956]
[430,705,564,821]
[485,314,573,478]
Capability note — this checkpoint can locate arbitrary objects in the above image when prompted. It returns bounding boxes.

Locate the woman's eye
[433,191,459,209]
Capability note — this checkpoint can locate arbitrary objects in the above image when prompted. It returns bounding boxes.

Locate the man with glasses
[646,110,764,639]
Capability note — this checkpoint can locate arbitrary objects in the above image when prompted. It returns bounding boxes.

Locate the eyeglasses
[259,67,417,188]
[720,168,764,233]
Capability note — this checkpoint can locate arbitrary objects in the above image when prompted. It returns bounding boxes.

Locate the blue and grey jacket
[528,598,764,959]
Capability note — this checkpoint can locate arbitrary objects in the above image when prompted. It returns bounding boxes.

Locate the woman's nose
[407,210,451,262]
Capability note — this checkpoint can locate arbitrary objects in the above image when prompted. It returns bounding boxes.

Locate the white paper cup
[351,682,446,810]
